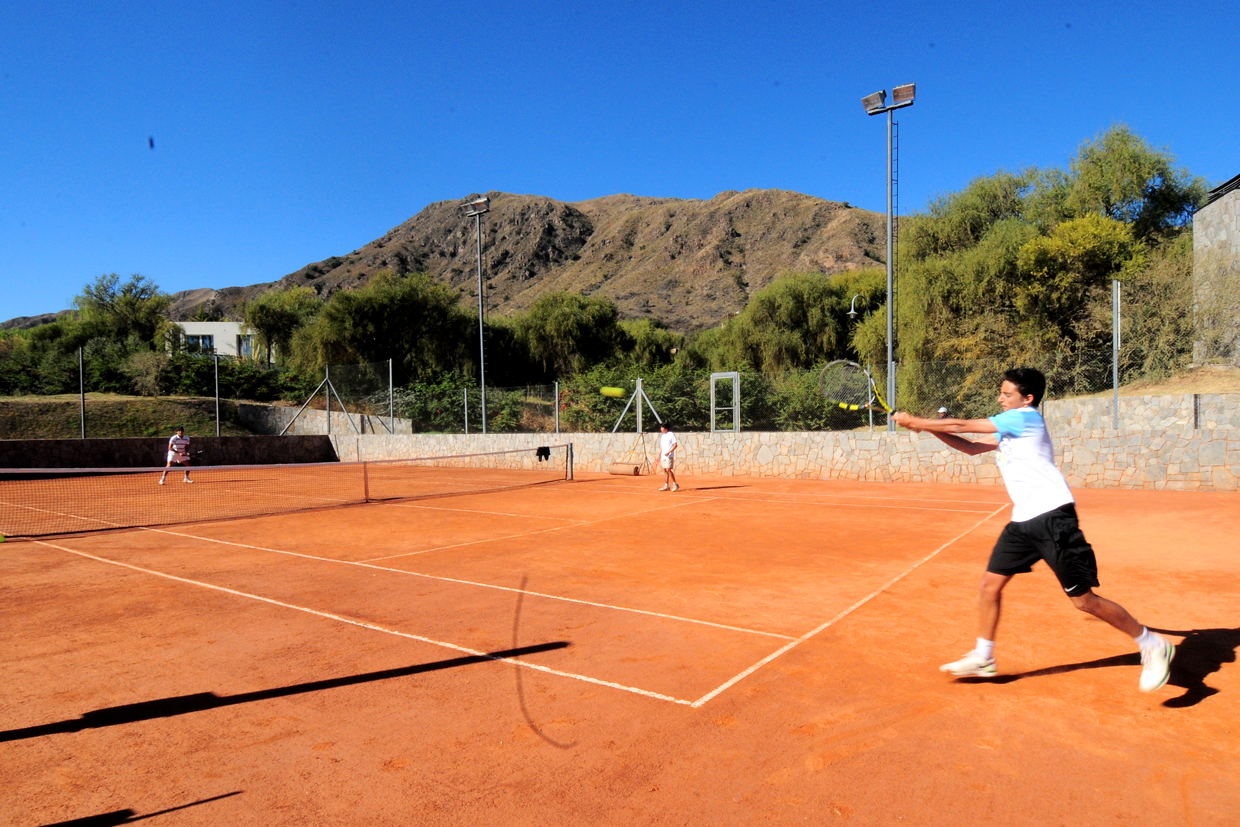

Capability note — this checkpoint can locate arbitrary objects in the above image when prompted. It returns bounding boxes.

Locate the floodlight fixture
[465,196,490,217]
[891,83,915,105]
[861,90,887,115]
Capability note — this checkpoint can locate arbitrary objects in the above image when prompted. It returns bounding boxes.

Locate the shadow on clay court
[955,626,1238,708]
[36,791,242,826]
[1153,625,1240,708]
[2,642,569,744]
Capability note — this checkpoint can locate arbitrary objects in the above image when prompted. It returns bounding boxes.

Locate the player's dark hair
[660,422,671,430]
[1002,368,1045,406]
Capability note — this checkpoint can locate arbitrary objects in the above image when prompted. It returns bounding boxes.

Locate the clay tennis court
[2,467,1238,826]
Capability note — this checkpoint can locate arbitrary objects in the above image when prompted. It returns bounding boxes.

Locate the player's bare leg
[978,571,1013,640]
[942,572,1010,678]
[1069,590,1141,637]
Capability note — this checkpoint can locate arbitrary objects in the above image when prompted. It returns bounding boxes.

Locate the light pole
[465,196,490,433]
[862,83,915,430]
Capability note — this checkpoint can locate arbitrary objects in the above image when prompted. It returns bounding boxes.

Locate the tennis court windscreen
[0,444,571,538]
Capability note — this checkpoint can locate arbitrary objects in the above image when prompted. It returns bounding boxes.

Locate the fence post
[214,354,221,437]
[79,346,85,439]
[554,381,559,435]
[325,366,331,435]
[1112,279,1120,430]
[464,388,469,435]
[389,358,395,434]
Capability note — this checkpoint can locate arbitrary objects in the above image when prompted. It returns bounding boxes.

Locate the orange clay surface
[1,472,1237,826]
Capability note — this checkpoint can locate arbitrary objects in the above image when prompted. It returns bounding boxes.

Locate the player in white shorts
[893,367,1175,693]
[657,423,679,492]
[159,426,194,485]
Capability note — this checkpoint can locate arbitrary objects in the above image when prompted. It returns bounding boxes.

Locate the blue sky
[2,1,1236,320]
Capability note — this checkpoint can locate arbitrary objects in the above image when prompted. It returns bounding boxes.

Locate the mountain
[13,190,888,333]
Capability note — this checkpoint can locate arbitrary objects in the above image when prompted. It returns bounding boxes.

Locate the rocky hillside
[134,190,887,333]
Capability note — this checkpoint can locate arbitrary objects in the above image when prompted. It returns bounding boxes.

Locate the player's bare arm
[891,412,998,455]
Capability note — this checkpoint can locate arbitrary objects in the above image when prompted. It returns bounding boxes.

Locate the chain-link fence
[391,381,559,434]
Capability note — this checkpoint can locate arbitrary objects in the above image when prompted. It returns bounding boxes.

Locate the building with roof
[1193,173,1240,367]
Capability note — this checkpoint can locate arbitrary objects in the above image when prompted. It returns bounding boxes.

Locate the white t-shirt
[659,430,677,459]
[167,434,190,461]
[988,407,1074,522]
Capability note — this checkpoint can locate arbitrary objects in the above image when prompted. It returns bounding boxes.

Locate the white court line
[377,501,587,522]
[33,539,692,706]
[363,496,716,562]
[688,502,1010,707]
[533,483,1010,510]
[141,506,792,642]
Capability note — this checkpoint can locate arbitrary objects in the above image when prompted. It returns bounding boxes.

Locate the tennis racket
[818,360,891,413]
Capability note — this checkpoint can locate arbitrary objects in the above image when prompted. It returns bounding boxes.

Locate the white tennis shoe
[1139,636,1175,692]
[940,651,997,678]
[658,484,670,491]
[671,483,680,492]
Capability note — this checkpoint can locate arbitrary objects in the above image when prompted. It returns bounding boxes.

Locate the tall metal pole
[214,354,221,437]
[389,358,395,434]
[554,381,559,435]
[464,388,469,435]
[325,366,331,435]
[79,346,85,439]
[886,108,895,431]
[476,212,487,434]
[1112,279,1121,430]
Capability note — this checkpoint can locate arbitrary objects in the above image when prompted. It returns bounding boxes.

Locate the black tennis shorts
[988,503,1100,598]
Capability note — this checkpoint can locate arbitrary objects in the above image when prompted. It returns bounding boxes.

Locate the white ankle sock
[976,638,994,659]
[1134,627,1157,649]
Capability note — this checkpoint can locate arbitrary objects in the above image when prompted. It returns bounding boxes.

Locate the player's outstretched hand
[892,411,918,430]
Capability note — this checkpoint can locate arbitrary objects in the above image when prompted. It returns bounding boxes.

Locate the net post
[567,443,574,480]
[363,456,370,502]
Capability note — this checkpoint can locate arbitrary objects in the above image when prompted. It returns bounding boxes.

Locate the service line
[33,539,693,706]
[688,502,1010,707]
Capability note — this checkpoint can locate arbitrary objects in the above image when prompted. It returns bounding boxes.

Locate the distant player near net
[159,426,194,485]
[891,367,1175,693]
[657,423,679,492]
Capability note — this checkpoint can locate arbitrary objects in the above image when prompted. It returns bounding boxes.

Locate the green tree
[515,291,627,377]
[243,287,323,366]
[702,269,885,372]
[1065,125,1207,240]
[290,271,472,382]
[1015,214,1145,347]
[73,273,171,347]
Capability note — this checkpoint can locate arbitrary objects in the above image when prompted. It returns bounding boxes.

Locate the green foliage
[514,291,628,377]
[243,286,323,366]
[288,271,473,383]
[74,273,172,347]
[1065,125,1208,240]
[697,269,885,372]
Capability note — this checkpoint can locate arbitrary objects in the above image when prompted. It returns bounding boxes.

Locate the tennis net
[0,444,573,538]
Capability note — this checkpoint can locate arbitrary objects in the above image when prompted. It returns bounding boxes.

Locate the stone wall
[331,427,1240,492]
[1041,393,1240,431]
[239,403,414,436]
[1193,183,1240,366]
[0,435,339,469]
